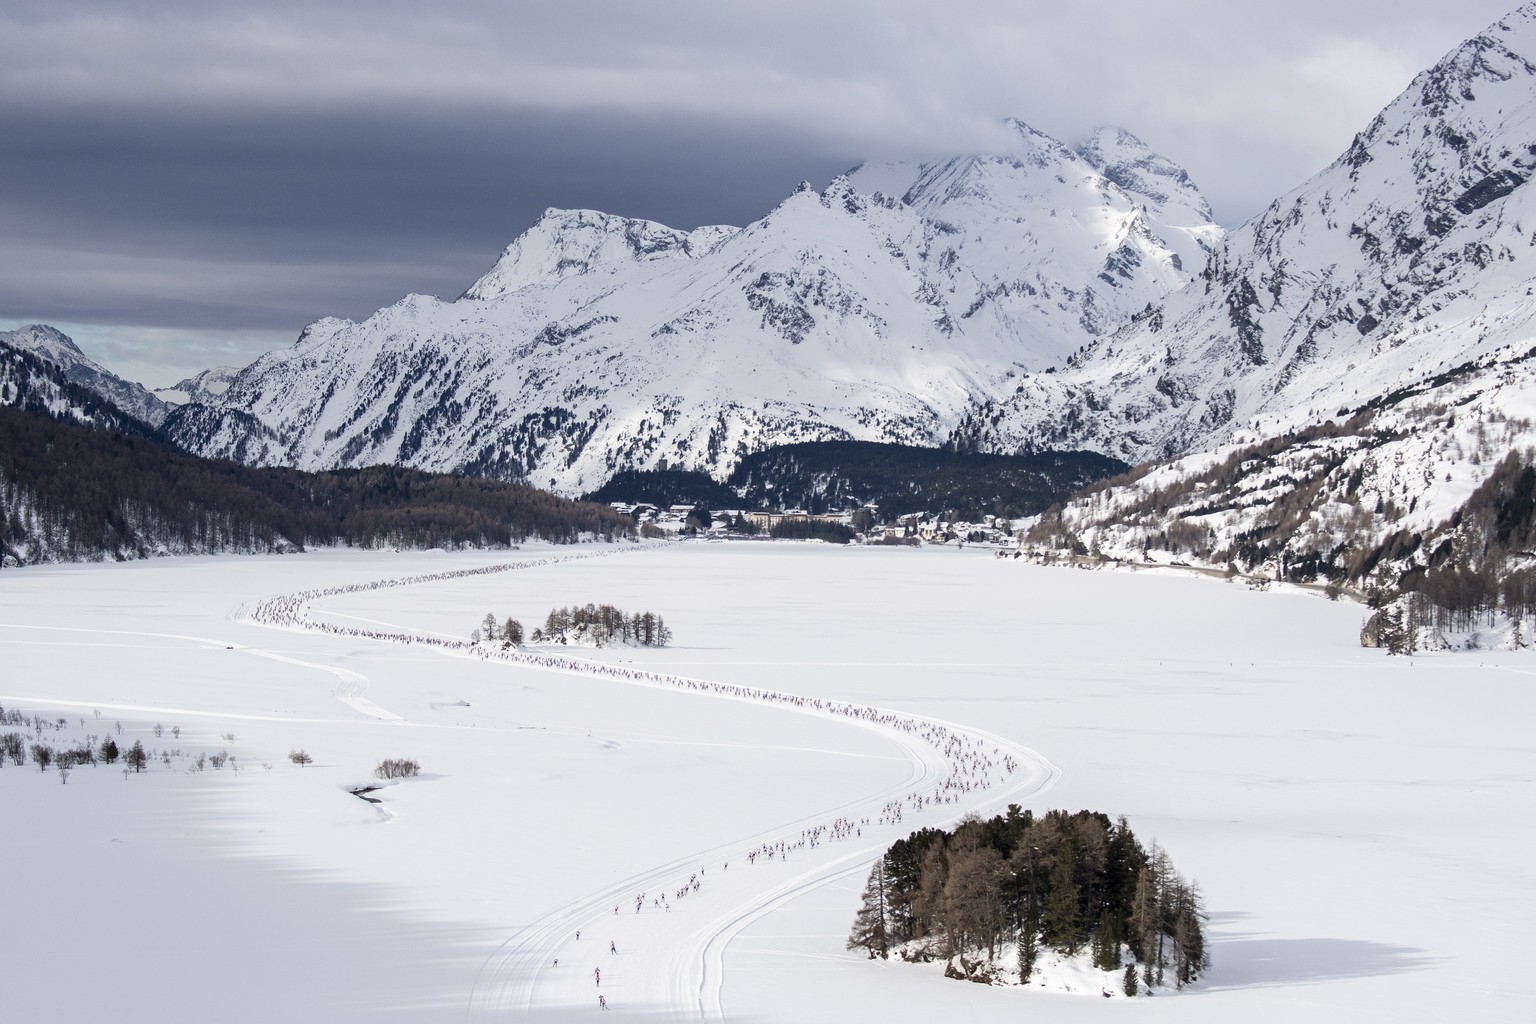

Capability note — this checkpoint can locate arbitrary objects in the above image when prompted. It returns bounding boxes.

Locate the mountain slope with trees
[0,399,631,567]
[585,441,1127,520]
[2,325,171,427]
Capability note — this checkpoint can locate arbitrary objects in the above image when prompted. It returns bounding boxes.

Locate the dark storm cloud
[0,0,1524,384]
[0,103,856,321]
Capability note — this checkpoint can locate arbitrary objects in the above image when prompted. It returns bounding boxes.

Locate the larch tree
[847,862,891,959]
[1129,844,1164,987]
[1170,876,1209,987]
[941,844,1006,960]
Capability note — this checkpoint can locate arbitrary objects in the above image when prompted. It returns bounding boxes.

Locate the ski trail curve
[0,622,401,721]
[237,546,1060,1020]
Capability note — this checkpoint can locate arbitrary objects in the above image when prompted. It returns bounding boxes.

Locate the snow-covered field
[1,542,1528,1022]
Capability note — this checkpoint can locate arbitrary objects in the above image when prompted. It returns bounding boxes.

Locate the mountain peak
[1,323,170,427]
[461,208,739,302]
[6,323,85,362]
[1076,125,1214,226]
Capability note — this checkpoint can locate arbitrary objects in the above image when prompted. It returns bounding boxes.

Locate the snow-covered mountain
[959,3,1536,464]
[153,365,240,407]
[1,325,170,427]
[162,121,1218,492]
[1007,4,1536,649]
[1,333,160,436]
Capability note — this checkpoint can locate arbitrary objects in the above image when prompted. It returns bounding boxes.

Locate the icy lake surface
[1,542,1528,1022]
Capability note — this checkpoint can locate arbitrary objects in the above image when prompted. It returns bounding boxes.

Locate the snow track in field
[0,622,401,721]
[240,547,1059,1020]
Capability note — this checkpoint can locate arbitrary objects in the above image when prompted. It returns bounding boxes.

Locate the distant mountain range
[142,120,1218,493]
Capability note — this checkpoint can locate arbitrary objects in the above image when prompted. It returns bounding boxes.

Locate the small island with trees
[849,807,1208,996]
[473,604,672,649]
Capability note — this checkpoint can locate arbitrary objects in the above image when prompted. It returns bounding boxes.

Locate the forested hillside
[585,441,1127,520]
[728,442,1127,519]
[1,337,162,439]
[0,404,632,566]
[1024,368,1536,651]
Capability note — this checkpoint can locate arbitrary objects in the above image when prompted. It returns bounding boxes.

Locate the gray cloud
[0,0,1521,384]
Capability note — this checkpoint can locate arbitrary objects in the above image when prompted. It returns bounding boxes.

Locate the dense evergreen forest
[849,808,1208,993]
[767,518,856,543]
[585,441,1128,520]
[583,467,742,510]
[0,405,633,566]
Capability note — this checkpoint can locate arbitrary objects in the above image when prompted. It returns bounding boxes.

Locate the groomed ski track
[241,545,1060,1021]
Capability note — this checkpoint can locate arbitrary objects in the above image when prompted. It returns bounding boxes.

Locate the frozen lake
[1,542,1528,1022]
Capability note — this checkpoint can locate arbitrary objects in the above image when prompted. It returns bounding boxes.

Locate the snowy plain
[1,541,1529,1022]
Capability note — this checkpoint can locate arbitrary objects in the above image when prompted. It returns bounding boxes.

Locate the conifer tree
[1017,909,1039,984]
[1130,846,1163,986]
[847,862,891,959]
[1042,836,1083,952]
[125,739,147,773]
[1170,876,1209,987]
[941,844,1006,959]
[1093,911,1123,970]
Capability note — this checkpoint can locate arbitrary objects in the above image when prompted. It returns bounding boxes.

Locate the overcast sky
[0,0,1522,387]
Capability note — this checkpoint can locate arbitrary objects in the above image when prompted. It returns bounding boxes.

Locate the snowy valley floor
[1,542,1529,1022]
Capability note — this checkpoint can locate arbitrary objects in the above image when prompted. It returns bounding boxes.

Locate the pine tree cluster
[849,807,1208,990]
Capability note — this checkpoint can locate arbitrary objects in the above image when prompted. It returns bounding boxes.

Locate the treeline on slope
[0,405,633,566]
[1024,404,1536,650]
[582,467,743,510]
[0,337,161,438]
[584,441,1129,521]
[1362,447,1536,651]
[1027,416,1376,572]
[849,807,1208,992]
